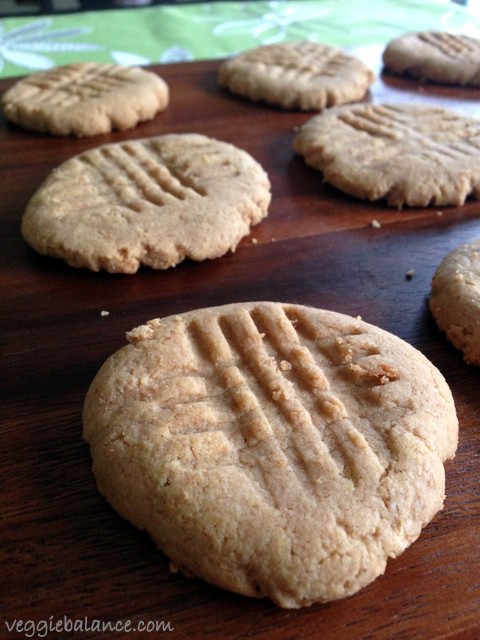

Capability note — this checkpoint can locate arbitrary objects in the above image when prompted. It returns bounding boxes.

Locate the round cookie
[430,239,480,365]
[218,41,375,110]
[293,102,480,208]
[1,62,169,136]
[21,133,271,273]
[83,301,458,609]
[383,31,480,87]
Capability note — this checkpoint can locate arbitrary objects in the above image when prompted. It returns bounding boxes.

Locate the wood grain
[2,58,480,640]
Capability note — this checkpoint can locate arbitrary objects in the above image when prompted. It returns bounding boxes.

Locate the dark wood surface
[2,58,480,640]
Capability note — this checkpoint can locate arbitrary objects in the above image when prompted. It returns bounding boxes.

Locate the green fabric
[0,0,479,78]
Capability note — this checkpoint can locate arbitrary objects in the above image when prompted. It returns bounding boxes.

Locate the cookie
[293,102,480,207]
[1,62,169,136]
[21,133,271,273]
[430,239,480,365]
[383,31,480,87]
[83,301,458,609]
[218,41,375,110]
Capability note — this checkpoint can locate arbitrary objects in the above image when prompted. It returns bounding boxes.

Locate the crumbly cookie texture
[218,41,375,110]
[83,301,458,609]
[0,62,169,136]
[21,133,271,273]
[293,102,480,208]
[383,31,480,87]
[430,239,480,365]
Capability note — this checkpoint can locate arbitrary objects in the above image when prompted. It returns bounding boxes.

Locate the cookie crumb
[169,560,180,574]
[100,310,110,317]
[127,323,155,344]
[436,210,443,216]
[252,238,258,244]
[405,269,415,280]
[370,219,381,229]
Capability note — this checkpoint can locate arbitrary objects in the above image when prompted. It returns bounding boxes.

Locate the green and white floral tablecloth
[1,0,480,79]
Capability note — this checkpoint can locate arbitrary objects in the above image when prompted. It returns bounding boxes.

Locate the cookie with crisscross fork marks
[83,301,458,608]
[21,133,271,273]
[1,62,169,136]
[430,238,480,365]
[383,31,480,87]
[294,103,480,207]
[218,42,375,110]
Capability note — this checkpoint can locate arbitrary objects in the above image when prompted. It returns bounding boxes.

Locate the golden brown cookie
[293,102,480,207]
[1,62,169,136]
[383,31,480,86]
[21,133,271,273]
[218,41,375,110]
[430,238,480,365]
[83,301,458,608]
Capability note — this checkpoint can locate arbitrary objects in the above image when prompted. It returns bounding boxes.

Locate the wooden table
[2,57,480,640]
